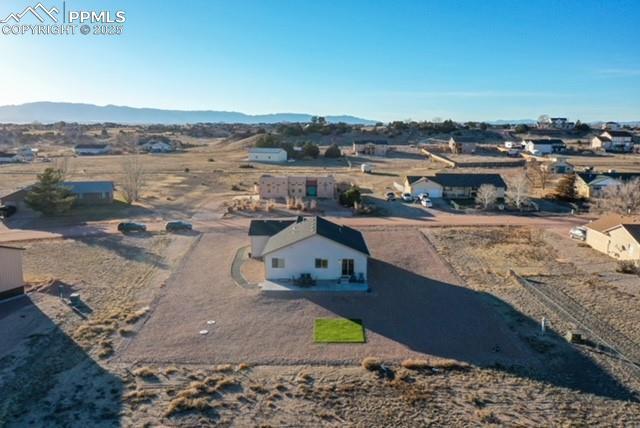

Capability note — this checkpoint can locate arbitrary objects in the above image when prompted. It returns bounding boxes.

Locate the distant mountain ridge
[0,102,377,125]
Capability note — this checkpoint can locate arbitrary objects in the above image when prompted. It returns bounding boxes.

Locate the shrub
[361,357,382,371]
[616,260,639,275]
[324,143,342,158]
[339,186,361,207]
[400,358,431,370]
[238,163,254,169]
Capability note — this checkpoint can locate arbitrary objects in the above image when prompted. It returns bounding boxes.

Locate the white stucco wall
[250,235,270,258]
[408,180,443,198]
[586,227,640,261]
[0,247,23,294]
[263,235,368,281]
[248,150,287,162]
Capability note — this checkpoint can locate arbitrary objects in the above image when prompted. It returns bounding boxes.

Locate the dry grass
[361,357,382,371]
[400,358,431,370]
[132,367,157,379]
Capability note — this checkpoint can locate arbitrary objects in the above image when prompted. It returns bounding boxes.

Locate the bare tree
[506,173,531,209]
[121,155,145,204]
[599,178,640,214]
[527,159,552,190]
[475,184,498,210]
[53,156,71,179]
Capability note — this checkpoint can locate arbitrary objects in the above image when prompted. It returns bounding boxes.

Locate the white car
[416,193,429,201]
[420,198,433,208]
[569,226,587,241]
[401,193,414,202]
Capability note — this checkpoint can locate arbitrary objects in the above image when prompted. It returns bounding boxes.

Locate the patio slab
[259,279,369,292]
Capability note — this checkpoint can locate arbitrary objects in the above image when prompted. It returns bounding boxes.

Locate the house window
[315,258,328,269]
[271,258,285,268]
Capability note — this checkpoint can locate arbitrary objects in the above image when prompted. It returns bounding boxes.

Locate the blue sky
[1,0,639,121]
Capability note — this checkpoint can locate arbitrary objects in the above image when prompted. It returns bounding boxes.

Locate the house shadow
[298,259,637,402]
[0,296,123,425]
[75,234,169,269]
[364,196,435,219]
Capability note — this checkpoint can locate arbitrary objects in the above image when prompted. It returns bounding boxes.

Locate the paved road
[0,211,590,243]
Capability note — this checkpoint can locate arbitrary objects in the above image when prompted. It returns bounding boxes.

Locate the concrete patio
[259,278,369,292]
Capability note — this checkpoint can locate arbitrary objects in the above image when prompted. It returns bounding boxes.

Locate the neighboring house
[256,175,336,199]
[74,144,111,156]
[575,172,640,199]
[140,140,174,153]
[404,173,507,199]
[538,117,572,129]
[585,214,640,261]
[249,218,298,258]
[248,148,288,163]
[591,130,634,152]
[258,216,370,282]
[0,188,29,210]
[352,140,389,156]
[541,157,575,174]
[448,137,477,154]
[16,147,37,162]
[64,181,114,204]
[0,152,20,163]
[523,138,566,155]
[602,121,621,131]
[0,245,24,300]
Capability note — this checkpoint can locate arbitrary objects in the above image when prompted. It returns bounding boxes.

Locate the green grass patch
[314,318,365,343]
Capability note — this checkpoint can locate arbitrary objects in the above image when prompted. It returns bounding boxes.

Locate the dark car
[165,221,193,232]
[0,205,17,218]
[117,222,147,233]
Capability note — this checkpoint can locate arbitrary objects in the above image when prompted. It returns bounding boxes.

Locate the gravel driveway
[120,228,532,366]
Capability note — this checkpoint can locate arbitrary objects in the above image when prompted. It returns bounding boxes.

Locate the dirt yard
[427,226,640,395]
[2,226,640,426]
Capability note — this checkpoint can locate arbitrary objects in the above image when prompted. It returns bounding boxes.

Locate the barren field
[428,226,640,395]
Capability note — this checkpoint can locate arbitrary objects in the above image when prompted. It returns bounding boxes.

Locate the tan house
[404,173,507,199]
[448,137,477,154]
[352,140,389,156]
[591,130,634,152]
[256,175,336,199]
[0,245,25,300]
[585,214,640,261]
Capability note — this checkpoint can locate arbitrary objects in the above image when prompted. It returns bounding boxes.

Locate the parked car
[166,221,193,232]
[0,205,17,218]
[401,193,414,202]
[420,198,433,208]
[569,226,587,241]
[385,192,396,201]
[416,193,429,201]
[117,222,147,233]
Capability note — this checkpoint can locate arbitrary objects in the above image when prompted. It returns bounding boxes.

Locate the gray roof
[526,138,565,146]
[249,219,297,236]
[63,181,114,194]
[74,144,109,149]
[605,130,633,137]
[432,173,506,189]
[354,139,388,145]
[576,172,640,184]
[261,216,370,256]
[624,225,640,243]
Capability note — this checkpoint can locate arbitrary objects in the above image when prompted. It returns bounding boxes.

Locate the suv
[401,193,414,202]
[385,192,396,201]
[0,205,17,218]
[166,221,193,232]
[569,226,587,241]
[117,222,147,233]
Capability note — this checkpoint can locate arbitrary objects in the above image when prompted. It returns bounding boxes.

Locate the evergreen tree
[324,143,342,158]
[24,168,76,215]
[554,174,576,201]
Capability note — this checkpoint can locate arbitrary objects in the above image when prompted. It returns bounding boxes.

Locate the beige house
[0,245,24,300]
[256,175,336,200]
[352,140,389,156]
[448,137,477,154]
[585,214,640,261]
[404,173,506,199]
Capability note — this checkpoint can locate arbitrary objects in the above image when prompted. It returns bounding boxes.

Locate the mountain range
[0,102,377,125]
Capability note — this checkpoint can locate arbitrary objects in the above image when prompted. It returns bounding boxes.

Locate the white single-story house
[74,144,112,156]
[523,138,566,155]
[0,245,24,300]
[585,214,640,261]
[404,173,507,199]
[253,216,370,283]
[248,148,288,163]
[140,141,174,153]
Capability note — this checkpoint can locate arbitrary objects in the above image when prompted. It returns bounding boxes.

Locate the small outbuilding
[0,245,25,300]
[248,148,288,163]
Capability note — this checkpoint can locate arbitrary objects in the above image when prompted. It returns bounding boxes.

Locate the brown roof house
[585,214,640,261]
